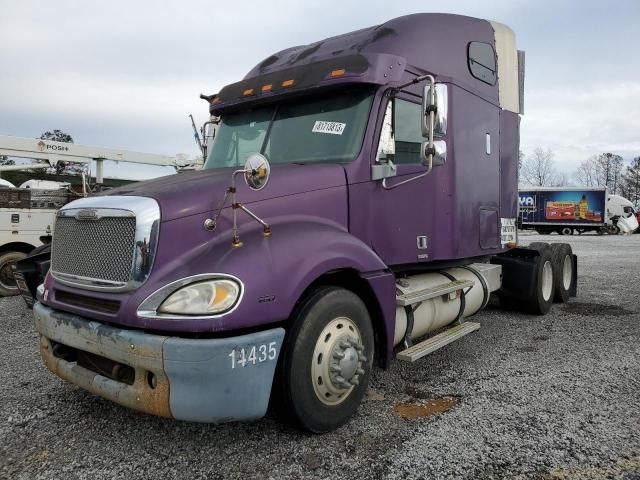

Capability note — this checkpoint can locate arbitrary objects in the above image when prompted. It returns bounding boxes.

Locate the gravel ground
[1,233,639,480]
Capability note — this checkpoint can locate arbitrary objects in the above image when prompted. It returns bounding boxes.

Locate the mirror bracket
[371,161,397,181]
[204,153,272,246]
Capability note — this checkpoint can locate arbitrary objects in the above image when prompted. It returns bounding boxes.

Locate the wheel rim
[562,254,572,290]
[311,317,366,406]
[0,260,18,290]
[541,260,553,301]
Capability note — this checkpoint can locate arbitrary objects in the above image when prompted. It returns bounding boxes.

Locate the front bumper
[34,302,285,423]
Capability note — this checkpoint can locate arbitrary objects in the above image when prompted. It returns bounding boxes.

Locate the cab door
[364,93,450,266]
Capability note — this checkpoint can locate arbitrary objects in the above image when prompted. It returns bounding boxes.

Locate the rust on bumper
[34,301,286,423]
[35,302,172,418]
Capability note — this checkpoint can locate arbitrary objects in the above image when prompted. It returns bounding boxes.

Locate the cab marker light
[243,88,254,96]
[281,79,295,87]
[330,68,346,77]
[261,84,273,92]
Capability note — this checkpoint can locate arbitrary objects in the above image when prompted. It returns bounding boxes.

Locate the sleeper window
[468,42,497,85]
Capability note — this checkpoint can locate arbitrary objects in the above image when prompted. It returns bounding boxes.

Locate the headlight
[158,279,240,315]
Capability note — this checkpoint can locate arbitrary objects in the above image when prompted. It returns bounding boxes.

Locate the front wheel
[0,251,27,296]
[278,286,374,433]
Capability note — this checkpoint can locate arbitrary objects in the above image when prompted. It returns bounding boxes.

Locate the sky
[1,0,639,180]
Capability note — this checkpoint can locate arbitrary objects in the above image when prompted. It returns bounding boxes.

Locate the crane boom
[0,135,182,168]
[0,134,187,183]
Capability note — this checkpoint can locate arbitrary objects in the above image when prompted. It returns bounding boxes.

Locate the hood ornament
[204,153,272,247]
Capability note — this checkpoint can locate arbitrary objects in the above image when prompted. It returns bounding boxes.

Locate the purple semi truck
[32,14,577,432]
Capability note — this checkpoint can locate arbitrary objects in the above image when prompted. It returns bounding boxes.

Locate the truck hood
[106,164,347,222]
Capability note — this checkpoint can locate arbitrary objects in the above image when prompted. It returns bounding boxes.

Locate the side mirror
[420,78,437,170]
[421,83,447,138]
[420,140,447,166]
[244,153,271,191]
[420,79,448,169]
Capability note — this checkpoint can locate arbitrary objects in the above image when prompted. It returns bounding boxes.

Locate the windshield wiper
[259,105,280,155]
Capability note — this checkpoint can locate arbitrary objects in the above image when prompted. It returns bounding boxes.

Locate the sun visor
[210,53,406,114]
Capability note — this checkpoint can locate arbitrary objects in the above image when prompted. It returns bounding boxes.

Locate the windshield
[204,87,373,169]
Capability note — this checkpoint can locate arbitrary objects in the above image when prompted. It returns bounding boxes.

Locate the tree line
[520,148,640,208]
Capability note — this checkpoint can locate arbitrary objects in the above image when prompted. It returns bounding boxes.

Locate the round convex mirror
[244,153,271,191]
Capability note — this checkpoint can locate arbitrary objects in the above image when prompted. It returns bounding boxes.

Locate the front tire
[0,251,27,296]
[279,287,374,433]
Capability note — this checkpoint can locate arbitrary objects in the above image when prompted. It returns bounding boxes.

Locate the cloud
[521,82,640,172]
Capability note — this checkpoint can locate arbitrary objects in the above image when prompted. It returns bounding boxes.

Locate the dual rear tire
[504,242,575,314]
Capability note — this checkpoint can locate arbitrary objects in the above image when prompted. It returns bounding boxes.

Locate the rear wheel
[549,243,575,303]
[0,251,27,296]
[560,227,573,235]
[278,287,374,432]
[524,243,555,315]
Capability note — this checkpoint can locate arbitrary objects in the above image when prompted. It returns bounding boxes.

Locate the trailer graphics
[519,190,605,223]
[518,187,637,235]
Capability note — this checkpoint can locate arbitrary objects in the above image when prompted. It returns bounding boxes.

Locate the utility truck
[518,187,639,235]
[0,181,69,296]
[32,14,578,432]
[0,135,183,297]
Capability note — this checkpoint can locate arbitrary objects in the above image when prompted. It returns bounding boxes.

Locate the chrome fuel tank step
[397,322,481,362]
[396,279,474,306]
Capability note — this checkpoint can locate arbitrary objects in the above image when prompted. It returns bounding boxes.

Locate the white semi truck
[0,135,185,296]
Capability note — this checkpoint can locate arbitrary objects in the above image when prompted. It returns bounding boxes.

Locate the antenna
[189,114,203,153]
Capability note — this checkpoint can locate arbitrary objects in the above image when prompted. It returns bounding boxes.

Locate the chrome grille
[51,216,136,284]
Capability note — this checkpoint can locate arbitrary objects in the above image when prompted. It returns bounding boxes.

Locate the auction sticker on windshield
[312,121,346,135]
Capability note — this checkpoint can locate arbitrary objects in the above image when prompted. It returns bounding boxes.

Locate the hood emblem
[76,209,99,221]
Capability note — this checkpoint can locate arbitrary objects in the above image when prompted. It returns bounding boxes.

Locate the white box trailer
[518,187,639,235]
